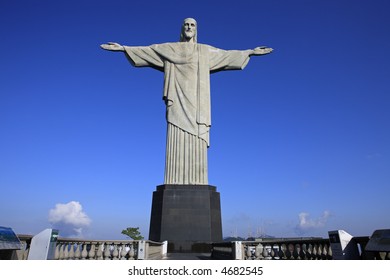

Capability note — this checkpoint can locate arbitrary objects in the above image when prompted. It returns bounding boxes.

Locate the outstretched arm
[100,42,125,52]
[250,46,273,56]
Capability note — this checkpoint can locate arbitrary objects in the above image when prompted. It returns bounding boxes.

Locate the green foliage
[121,227,144,240]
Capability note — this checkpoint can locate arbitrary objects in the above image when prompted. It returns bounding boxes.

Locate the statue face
[182,18,197,41]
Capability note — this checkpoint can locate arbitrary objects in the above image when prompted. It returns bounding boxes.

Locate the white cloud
[295,210,331,235]
[48,201,91,237]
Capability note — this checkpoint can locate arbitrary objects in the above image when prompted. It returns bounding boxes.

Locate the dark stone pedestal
[149,184,222,252]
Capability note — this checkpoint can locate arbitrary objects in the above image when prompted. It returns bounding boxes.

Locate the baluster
[96,242,104,260]
[61,243,68,260]
[54,243,61,260]
[120,243,128,260]
[270,244,276,259]
[255,244,263,259]
[286,244,294,259]
[112,243,119,260]
[318,244,323,260]
[262,245,269,259]
[81,243,88,260]
[128,244,135,260]
[275,244,282,260]
[300,244,307,260]
[322,244,329,260]
[104,243,112,260]
[312,244,318,259]
[293,244,300,259]
[279,244,287,259]
[328,244,333,259]
[68,242,75,260]
[245,245,252,260]
[126,243,132,259]
[88,243,96,260]
[58,244,64,260]
[63,243,69,260]
[74,243,81,260]
[307,244,313,260]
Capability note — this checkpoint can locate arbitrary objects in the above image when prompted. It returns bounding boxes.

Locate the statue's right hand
[100,42,124,52]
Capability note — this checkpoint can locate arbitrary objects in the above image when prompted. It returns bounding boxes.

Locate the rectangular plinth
[149,184,222,252]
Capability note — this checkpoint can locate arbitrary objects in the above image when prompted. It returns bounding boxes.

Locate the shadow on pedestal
[149,184,222,252]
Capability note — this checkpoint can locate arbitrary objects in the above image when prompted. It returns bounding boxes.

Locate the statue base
[148,184,223,252]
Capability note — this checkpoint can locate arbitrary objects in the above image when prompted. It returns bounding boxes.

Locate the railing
[212,237,390,260]
[55,239,140,260]
[15,235,167,260]
[212,238,332,260]
[15,234,390,260]
[14,234,32,260]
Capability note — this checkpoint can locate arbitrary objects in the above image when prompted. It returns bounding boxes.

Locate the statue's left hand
[252,46,273,55]
[100,42,124,52]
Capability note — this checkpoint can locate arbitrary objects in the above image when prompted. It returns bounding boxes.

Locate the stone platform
[149,184,222,252]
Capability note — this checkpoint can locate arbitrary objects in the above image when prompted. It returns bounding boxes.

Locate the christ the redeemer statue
[101,18,272,185]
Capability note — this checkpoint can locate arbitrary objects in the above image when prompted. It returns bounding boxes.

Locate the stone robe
[124,42,251,185]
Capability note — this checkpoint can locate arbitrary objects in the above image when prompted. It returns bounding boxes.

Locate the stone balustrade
[55,239,140,260]
[15,234,389,260]
[247,239,332,260]
[212,237,390,260]
[15,235,167,260]
[212,238,333,260]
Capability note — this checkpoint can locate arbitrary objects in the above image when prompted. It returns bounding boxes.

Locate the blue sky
[1,0,389,240]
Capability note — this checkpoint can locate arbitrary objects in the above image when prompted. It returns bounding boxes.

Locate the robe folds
[124,42,251,185]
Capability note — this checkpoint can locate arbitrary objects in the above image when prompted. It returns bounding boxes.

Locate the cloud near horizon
[295,210,331,235]
[48,201,91,237]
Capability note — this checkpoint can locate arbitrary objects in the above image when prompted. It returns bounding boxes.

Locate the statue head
[180,18,197,42]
